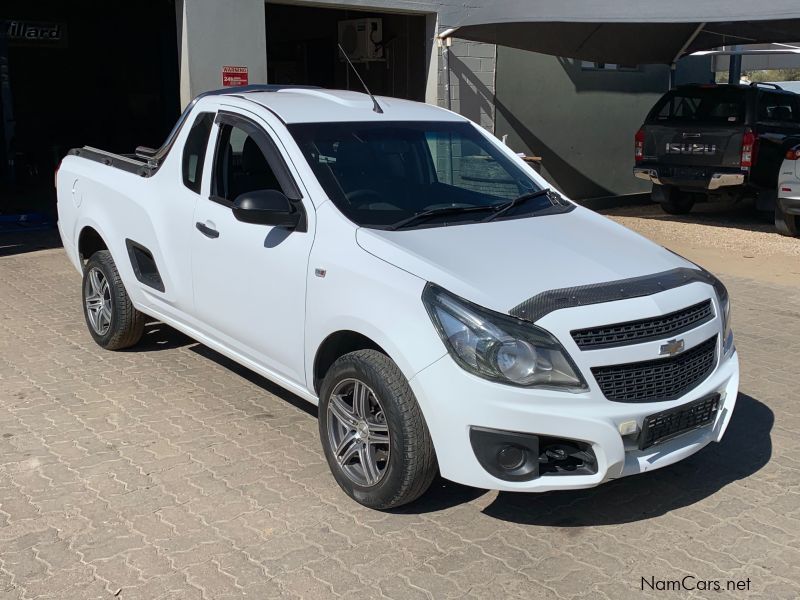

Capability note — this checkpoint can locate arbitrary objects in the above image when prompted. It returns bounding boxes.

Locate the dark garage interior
[265,2,429,102]
[0,1,180,218]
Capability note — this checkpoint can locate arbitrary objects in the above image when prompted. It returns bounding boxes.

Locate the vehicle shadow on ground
[189,344,318,418]
[0,229,63,257]
[131,322,317,417]
[401,393,771,523]
[480,393,772,526]
[127,322,197,352]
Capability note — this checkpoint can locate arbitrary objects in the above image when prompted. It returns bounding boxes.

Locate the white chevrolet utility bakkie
[57,85,739,509]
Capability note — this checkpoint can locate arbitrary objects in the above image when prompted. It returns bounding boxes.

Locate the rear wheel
[775,203,799,236]
[82,250,145,350]
[653,184,695,215]
[318,350,437,510]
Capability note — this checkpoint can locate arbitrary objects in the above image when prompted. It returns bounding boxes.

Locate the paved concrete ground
[0,221,799,599]
[602,201,800,288]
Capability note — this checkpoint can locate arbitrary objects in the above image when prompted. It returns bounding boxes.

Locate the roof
[215,86,463,124]
[441,0,800,64]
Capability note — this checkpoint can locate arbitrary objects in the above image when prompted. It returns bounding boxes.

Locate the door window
[212,123,284,202]
[181,112,215,193]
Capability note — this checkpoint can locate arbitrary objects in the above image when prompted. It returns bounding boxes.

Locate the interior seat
[232,137,281,198]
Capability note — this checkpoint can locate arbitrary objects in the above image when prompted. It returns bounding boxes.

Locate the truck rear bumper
[634,167,744,191]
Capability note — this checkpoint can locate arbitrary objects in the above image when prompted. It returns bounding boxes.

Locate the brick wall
[437,39,497,132]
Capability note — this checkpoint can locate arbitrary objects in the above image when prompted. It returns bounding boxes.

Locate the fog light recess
[469,427,540,482]
[470,427,598,482]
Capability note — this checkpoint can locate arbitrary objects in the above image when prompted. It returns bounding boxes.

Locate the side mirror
[232,190,301,228]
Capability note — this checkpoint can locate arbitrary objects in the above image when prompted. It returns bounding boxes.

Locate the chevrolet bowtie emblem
[659,338,685,356]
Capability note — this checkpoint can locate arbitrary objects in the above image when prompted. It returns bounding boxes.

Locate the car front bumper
[410,341,739,493]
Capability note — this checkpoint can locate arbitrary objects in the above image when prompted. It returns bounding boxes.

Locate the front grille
[639,395,720,450]
[591,336,717,403]
[572,299,713,350]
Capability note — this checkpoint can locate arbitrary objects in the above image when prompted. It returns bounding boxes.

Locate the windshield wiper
[386,205,496,231]
[481,188,560,223]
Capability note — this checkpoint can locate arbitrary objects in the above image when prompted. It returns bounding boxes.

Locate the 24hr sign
[222,66,248,87]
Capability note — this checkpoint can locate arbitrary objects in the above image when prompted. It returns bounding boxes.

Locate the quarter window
[181,112,215,193]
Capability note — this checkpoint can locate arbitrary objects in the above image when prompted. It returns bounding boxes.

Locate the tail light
[740,129,757,169]
[785,147,800,160]
[634,128,645,163]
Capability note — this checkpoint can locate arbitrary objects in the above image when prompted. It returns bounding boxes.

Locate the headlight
[710,275,734,355]
[422,283,587,390]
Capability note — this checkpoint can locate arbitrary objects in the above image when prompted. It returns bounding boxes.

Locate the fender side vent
[125,239,165,292]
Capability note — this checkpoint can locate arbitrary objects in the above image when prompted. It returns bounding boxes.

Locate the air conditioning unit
[337,18,384,62]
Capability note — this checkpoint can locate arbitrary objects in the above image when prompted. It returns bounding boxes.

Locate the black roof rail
[750,82,783,90]
[196,84,321,98]
[143,85,322,166]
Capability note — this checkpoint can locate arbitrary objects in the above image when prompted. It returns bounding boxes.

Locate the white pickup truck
[778,144,800,235]
[57,85,739,509]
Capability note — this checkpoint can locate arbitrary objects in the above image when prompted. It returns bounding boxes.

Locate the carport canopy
[439,0,800,65]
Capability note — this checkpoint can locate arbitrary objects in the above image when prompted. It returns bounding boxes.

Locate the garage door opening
[0,1,180,217]
[266,3,429,102]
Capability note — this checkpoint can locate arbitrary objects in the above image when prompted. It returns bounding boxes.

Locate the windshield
[289,121,570,229]
[647,88,746,124]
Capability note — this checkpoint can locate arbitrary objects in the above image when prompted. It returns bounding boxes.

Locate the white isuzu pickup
[57,85,739,509]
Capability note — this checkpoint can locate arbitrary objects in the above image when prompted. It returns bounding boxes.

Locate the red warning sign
[222,66,248,87]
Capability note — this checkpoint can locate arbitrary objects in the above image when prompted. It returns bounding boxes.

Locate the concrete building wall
[177,0,496,126]
[177,0,268,107]
[494,49,671,199]
[438,39,496,131]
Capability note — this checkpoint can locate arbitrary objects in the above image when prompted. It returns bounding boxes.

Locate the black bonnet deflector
[509,267,720,323]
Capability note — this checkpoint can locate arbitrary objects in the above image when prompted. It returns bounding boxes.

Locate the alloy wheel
[326,378,391,487]
[84,267,113,336]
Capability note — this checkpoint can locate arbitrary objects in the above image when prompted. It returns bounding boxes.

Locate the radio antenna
[337,43,383,114]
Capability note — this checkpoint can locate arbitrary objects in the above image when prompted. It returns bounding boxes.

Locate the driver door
[191,110,313,387]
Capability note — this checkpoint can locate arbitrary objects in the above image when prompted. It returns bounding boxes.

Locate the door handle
[195,222,219,239]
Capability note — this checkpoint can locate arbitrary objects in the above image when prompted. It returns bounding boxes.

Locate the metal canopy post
[728,45,743,84]
[438,34,453,110]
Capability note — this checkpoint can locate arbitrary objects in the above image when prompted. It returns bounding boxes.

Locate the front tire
[775,203,799,236]
[318,350,437,510]
[82,250,145,350]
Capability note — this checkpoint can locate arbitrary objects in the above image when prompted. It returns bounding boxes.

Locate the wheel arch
[78,225,109,264]
[313,330,387,395]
